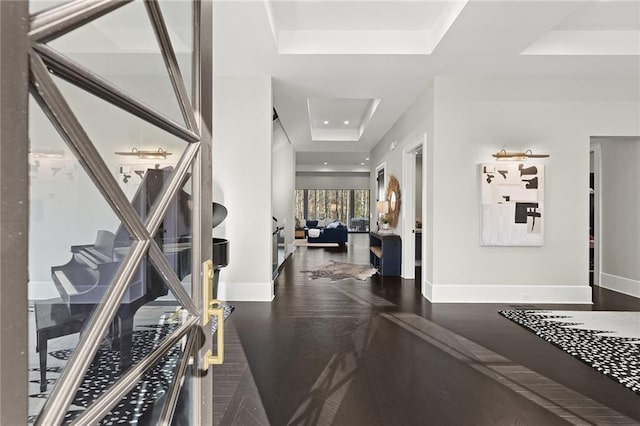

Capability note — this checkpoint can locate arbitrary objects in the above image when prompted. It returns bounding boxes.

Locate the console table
[369,232,402,276]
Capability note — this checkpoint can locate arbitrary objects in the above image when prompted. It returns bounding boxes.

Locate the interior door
[25,0,215,424]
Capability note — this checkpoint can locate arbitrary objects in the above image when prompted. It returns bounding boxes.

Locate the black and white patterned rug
[29,305,234,424]
[500,310,640,394]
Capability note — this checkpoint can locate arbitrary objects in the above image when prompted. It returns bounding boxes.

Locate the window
[295,189,370,231]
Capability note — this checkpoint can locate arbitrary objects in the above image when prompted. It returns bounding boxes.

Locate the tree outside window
[295,189,369,231]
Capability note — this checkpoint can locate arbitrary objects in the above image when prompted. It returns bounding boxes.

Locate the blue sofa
[307,223,348,245]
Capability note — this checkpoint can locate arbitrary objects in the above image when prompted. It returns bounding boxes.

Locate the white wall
[272,119,296,257]
[599,137,640,297]
[213,76,273,301]
[296,172,370,190]
[371,83,435,290]
[371,77,639,303]
[431,77,639,303]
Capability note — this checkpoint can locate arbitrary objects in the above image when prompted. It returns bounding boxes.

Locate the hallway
[214,234,640,425]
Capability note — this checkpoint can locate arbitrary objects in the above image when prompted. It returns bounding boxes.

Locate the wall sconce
[492,149,549,160]
[30,148,65,158]
[115,147,172,160]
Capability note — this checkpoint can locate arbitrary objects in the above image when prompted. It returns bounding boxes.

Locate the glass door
[23,0,216,424]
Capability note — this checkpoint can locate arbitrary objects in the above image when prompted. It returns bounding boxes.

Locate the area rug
[29,305,234,424]
[500,310,640,394]
[301,260,377,282]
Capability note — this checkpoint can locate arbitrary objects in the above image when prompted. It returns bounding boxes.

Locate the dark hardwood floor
[214,234,640,425]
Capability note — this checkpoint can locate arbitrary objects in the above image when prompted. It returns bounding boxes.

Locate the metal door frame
[0,0,214,423]
[0,1,30,424]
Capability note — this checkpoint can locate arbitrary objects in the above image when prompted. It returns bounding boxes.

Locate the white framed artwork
[480,163,544,246]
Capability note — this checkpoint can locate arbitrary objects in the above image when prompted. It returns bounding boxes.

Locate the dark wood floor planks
[214,234,640,425]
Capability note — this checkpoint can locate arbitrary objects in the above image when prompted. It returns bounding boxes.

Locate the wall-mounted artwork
[481,163,544,246]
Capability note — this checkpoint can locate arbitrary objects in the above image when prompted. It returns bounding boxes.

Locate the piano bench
[34,298,85,392]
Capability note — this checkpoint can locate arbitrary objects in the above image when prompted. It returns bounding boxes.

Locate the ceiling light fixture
[344,120,349,125]
[115,147,172,160]
[361,162,365,165]
[323,120,329,125]
[323,162,328,165]
[492,149,550,160]
[365,157,369,161]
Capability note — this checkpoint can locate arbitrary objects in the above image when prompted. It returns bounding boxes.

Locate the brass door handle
[202,259,225,367]
[204,301,224,367]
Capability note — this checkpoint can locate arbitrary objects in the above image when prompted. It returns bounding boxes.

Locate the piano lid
[213,202,227,229]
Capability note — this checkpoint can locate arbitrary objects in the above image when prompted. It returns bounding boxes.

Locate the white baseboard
[218,281,274,302]
[600,273,640,299]
[423,279,434,301]
[424,283,592,304]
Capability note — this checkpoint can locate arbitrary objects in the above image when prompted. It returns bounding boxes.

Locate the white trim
[426,283,592,304]
[423,279,434,301]
[590,143,602,286]
[401,148,415,278]
[600,273,640,299]
[375,162,387,199]
[401,134,427,279]
[374,162,387,228]
[217,281,274,302]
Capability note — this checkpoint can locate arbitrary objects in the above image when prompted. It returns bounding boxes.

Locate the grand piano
[49,167,229,370]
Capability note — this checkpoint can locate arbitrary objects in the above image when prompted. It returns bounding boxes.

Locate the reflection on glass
[51,75,188,213]
[28,95,132,421]
[28,0,198,420]
[48,0,186,126]
[27,89,191,421]
[29,0,71,14]
[160,0,194,102]
[99,335,188,424]
[157,171,194,301]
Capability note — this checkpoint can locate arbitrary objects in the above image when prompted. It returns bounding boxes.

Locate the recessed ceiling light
[323,120,329,125]
[361,162,365,165]
[365,157,369,161]
[344,120,349,125]
[323,162,328,165]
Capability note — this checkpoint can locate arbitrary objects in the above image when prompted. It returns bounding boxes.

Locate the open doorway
[590,137,640,298]
[402,134,427,280]
[375,163,386,230]
[589,146,599,286]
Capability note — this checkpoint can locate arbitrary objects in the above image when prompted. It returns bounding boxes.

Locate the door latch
[202,259,224,367]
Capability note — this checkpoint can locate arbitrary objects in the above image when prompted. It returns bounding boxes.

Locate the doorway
[375,163,386,230]
[2,1,217,424]
[401,134,427,281]
[589,146,600,286]
[590,136,640,298]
